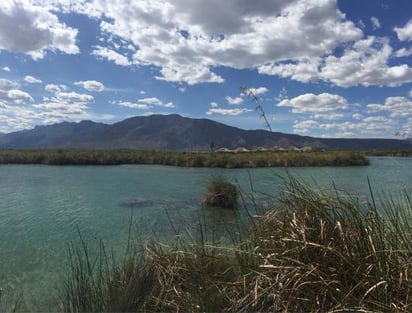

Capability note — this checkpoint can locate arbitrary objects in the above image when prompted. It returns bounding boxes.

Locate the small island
[0,149,369,167]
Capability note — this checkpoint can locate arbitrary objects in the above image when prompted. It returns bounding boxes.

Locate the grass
[0,149,369,168]
[60,176,412,312]
[203,176,238,209]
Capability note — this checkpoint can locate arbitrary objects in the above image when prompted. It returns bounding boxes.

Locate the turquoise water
[0,157,411,311]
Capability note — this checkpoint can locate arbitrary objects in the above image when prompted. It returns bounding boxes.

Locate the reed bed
[61,177,412,312]
[0,149,369,167]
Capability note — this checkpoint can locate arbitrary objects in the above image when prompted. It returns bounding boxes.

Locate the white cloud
[368,97,412,117]
[24,75,42,84]
[32,90,95,124]
[321,37,412,87]
[210,102,218,108]
[370,17,381,30]
[275,88,288,102]
[394,19,412,41]
[118,101,149,110]
[74,80,105,92]
[262,37,412,87]
[395,48,412,58]
[0,1,79,59]
[45,84,64,93]
[116,97,175,110]
[294,119,319,133]
[248,87,269,96]
[67,0,362,85]
[312,113,344,120]
[278,93,349,113]
[207,108,252,116]
[7,89,34,104]
[137,97,175,108]
[293,116,396,138]
[0,78,18,91]
[54,91,94,105]
[225,96,243,105]
[2,66,10,72]
[91,46,131,66]
[0,78,33,105]
[352,113,363,120]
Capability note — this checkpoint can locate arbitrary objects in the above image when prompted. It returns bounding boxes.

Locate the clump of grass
[233,177,412,312]
[203,176,238,209]
[61,177,412,312]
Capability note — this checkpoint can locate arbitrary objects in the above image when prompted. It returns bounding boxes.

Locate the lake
[0,157,411,311]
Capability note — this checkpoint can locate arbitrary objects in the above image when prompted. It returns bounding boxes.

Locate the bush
[203,176,238,209]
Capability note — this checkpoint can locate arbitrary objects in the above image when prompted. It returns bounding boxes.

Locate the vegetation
[203,176,238,209]
[0,149,369,167]
[365,149,412,157]
[61,177,412,312]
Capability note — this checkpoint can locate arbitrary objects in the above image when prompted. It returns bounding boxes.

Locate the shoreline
[0,149,369,168]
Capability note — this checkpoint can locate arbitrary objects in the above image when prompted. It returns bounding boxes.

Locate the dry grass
[61,177,412,312]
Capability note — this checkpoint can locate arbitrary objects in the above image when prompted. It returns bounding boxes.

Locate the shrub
[203,176,238,209]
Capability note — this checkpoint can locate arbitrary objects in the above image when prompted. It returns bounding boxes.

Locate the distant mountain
[0,114,411,151]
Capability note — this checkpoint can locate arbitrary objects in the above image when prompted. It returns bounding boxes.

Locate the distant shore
[0,149,370,167]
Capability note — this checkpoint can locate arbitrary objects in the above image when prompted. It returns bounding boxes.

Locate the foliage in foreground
[61,178,412,312]
[0,149,369,168]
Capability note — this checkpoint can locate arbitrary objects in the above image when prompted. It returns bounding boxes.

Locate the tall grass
[0,149,369,167]
[61,177,412,312]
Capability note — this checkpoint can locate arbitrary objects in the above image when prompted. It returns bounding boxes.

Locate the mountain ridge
[1,114,411,151]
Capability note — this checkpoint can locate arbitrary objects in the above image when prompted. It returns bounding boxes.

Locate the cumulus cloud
[118,101,149,110]
[137,97,175,108]
[24,75,42,84]
[293,116,395,137]
[394,19,412,41]
[7,89,34,104]
[367,97,412,117]
[278,93,349,113]
[0,78,18,91]
[206,108,252,116]
[294,119,319,133]
[0,78,33,105]
[2,66,10,72]
[66,0,362,85]
[395,48,412,58]
[0,1,79,59]
[32,90,95,124]
[225,96,243,105]
[210,102,218,108]
[45,84,65,93]
[262,37,412,87]
[247,87,269,96]
[117,97,175,110]
[75,80,105,92]
[91,46,131,66]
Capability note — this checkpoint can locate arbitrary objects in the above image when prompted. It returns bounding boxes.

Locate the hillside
[0,114,411,151]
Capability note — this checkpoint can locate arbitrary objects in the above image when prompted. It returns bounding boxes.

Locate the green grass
[0,149,369,167]
[60,177,412,312]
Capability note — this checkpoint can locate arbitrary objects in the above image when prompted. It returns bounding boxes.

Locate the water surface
[0,157,411,310]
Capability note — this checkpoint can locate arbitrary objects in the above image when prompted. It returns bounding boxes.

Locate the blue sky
[0,0,412,138]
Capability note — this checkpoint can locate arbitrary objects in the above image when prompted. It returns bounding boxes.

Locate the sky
[0,0,412,138]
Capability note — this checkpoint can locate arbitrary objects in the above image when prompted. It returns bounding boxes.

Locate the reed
[61,177,412,312]
[0,149,369,168]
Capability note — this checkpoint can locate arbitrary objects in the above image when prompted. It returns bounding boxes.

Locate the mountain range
[0,114,411,151]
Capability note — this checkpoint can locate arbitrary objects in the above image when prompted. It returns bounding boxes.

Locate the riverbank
[0,149,369,167]
[60,177,412,312]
